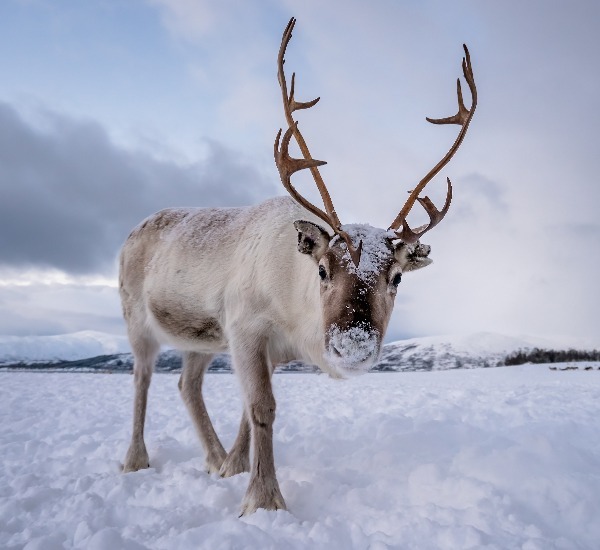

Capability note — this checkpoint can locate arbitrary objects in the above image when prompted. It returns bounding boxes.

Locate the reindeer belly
[147,296,228,351]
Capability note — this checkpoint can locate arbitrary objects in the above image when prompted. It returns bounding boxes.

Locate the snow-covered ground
[2,366,600,549]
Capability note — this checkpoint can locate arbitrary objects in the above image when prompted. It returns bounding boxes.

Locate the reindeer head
[294,220,432,375]
[274,18,477,376]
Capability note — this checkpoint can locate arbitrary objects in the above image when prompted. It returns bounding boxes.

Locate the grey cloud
[0,283,125,336]
[0,102,276,275]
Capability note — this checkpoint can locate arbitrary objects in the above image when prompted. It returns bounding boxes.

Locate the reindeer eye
[318,265,327,281]
[392,273,402,287]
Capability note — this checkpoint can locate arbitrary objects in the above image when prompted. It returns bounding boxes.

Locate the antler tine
[427,45,476,127]
[393,178,453,244]
[389,44,477,241]
[275,17,362,265]
[274,124,330,226]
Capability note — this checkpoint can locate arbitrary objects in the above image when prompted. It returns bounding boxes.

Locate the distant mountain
[373,332,576,372]
[0,350,222,374]
[1,330,596,373]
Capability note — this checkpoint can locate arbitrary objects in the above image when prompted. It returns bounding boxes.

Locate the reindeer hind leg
[179,351,227,474]
[219,409,251,477]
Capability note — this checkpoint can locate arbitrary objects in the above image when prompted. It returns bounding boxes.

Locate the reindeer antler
[275,20,477,252]
[388,44,477,244]
[274,17,362,266]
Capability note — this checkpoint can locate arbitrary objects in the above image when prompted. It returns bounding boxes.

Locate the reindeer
[119,18,477,514]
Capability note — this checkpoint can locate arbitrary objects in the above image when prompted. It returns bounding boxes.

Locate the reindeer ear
[294,220,330,259]
[395,241,433,272]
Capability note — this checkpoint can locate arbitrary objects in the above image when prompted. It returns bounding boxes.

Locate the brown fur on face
[318,241,396,366]
[294,220,431,371]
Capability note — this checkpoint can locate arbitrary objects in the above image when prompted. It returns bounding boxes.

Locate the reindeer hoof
[204,450,227,475]
[123,441,150,473]
[123,459,150,473]
[219,452,250,478]
[240,478,287,515]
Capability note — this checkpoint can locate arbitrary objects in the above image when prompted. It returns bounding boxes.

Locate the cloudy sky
[0,0,598,346]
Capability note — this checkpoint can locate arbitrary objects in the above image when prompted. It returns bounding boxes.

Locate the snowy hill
[375,332,586,371]
[0,330,596,371]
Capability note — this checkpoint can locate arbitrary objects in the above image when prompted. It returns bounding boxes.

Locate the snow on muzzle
[325,323,381,375]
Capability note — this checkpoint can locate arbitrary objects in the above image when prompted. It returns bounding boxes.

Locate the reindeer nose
[327,324,379,366]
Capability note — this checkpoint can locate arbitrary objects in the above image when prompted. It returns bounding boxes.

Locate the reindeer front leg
[231,333,286,514]
[220,361,277,478]
[123,336,159,472]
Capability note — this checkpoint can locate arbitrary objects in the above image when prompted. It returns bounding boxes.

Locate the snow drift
[1,366,599,549]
